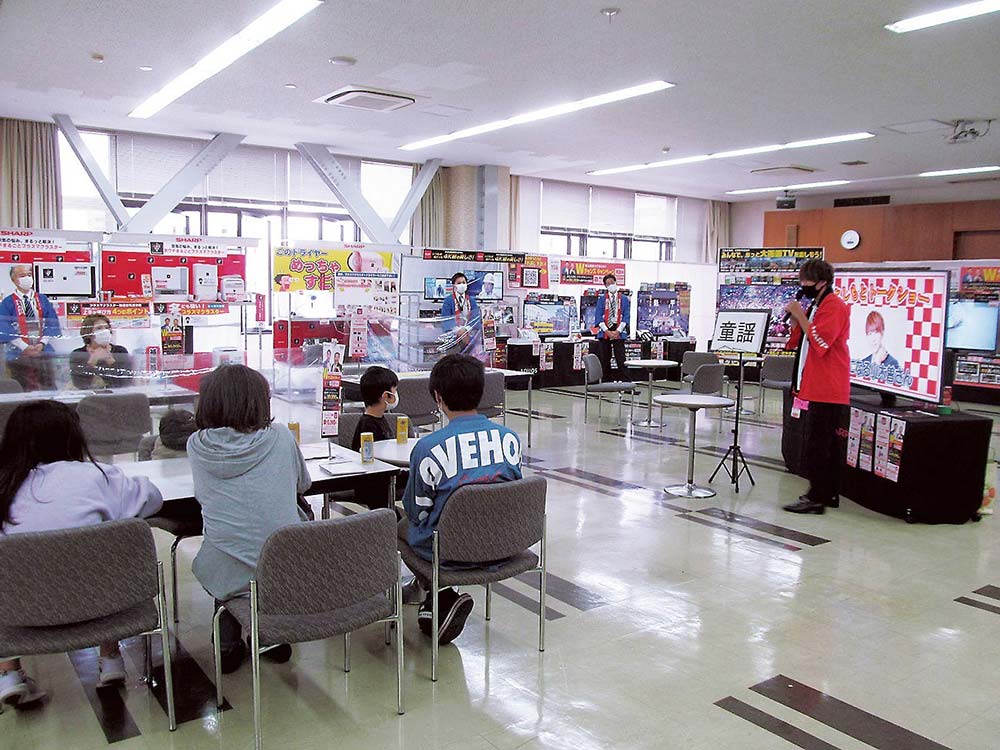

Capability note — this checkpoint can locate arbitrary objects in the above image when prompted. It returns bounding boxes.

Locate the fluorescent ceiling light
[919,165,1000,177]
[588,131,874,175]
[129,0,322,118]
[726,180,851,195]
[399,80,673,151]
[885,0,1000,33]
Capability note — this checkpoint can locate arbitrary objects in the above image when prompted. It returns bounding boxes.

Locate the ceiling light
[919,165,1000,177]
[885,0,1000,33]
[91,53,105,64]
[138,65,153,72]
[726,180,851,195]
[284,83,298,89]
[129,0,323,118]
[329,56,356,66]
[588,131,875,175]
[399,80,674,151]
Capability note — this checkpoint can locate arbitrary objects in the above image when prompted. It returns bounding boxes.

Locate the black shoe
[783,498,825,514]
[252,640,292,664]
[220,640,247,674]
[418,588,474,645]
[825,496,840,508]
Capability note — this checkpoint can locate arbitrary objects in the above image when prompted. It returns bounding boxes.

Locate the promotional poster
[321,343,344,438]
[559,260,626,285]
[273,244,395,292]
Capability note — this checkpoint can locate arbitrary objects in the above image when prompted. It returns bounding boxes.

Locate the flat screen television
[718,283,798,341]
[580,295,600,332]
[523,299,577,336]
[833,270,949,403]
[637,288,690,336]
[423,270,503,301]
[946,298,999,352]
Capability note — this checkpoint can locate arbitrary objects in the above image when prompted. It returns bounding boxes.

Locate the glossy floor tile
[4,384,1000,750]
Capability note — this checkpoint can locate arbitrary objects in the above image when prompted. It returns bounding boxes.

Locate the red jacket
[785,291,851,405]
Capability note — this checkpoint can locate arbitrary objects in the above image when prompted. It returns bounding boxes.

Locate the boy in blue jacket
[403,353,522,644]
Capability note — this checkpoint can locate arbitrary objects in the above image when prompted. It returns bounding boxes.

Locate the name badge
[791,396,809,419]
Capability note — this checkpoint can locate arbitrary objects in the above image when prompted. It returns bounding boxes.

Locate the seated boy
[351,366,402,450]
[402,354,522,644]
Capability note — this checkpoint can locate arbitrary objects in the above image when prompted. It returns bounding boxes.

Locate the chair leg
[485,583,493,621]
[539,515,547,653]
[156,563,177,731]
[212,606,225,708]
[385,621,392,646]
[502,390,507,426]
[583,384,589,423]
[250,580,262,750]
[170,535,184,624]
[395,551,405,715]
[597,394,603,422]
[322,493,330,520]
[618,392,623,425]
[143,634,152,684]
[343,632,351,673]
[432,532,440,682]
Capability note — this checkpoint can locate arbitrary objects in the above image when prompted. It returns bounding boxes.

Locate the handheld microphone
[783,287,806,323]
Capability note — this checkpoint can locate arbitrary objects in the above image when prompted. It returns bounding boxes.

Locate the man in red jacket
[782,259,851,514]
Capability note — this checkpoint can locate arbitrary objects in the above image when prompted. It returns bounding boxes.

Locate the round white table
[653,394,735,498]
[626,359,679,428]
[373,437,420,467]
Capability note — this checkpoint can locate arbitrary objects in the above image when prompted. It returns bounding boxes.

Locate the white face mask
[454,283,467,295]
[385,391,399,410]
[606,284,618,295]
[93,328,113,345]
[16,275,33,291]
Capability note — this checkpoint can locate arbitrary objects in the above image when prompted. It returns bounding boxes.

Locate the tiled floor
[5,384,1000,749]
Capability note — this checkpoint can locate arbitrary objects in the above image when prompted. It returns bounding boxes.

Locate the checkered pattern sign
[834,272,948,402]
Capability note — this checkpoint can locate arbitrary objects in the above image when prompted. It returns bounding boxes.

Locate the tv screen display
[718,283,798,341]
[637,289,690,336]
[424,277,451,300]
[580,295,600,332]
[946,299,999,352]
[834,271,949,403]
[423,270,503,301]
[523,300,576,335]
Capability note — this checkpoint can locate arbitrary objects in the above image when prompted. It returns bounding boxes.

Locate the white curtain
[704,200,731,265]
[418,169,445,247]
[0,118,62,228]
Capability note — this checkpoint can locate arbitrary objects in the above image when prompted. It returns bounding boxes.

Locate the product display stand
[709,351,755,493]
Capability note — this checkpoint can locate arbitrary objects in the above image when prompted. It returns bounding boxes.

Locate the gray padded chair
[477,370,506,422]
[0,402,19,438]
[680,351,720,384]
[0,378,22,394]
[395,377,441,429]
[661,363,727,432]
[758,355,795,414]
[213,510,404,750]
[0,519,176,729]
[397,475,547,682]
[582,353,636,424]
[77,392,153,457]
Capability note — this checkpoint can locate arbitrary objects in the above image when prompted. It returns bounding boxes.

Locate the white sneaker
[98,655,127,687]
[0,669,47,706]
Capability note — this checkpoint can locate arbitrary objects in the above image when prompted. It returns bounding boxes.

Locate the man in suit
[439,272,480,353]
[593,273,630,382]
[0,264,61,391]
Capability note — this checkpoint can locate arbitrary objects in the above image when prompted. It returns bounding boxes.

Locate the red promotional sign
[255,293,266,322]
[508,254,550,289]
[559,260,626,285]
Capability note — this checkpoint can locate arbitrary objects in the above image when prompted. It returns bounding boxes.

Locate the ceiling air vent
[314,86,415,112]
[749,165,817,177]
[833,196,891,207]
[841,160,868,166]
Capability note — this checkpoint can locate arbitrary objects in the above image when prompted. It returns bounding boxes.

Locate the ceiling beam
[52,113,131,229]
[390,158,441,240]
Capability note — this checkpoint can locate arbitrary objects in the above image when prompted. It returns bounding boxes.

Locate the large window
[59,131,113,232]
[361,161,413,242]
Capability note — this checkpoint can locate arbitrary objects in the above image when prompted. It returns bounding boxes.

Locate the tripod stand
[710,351,755,493]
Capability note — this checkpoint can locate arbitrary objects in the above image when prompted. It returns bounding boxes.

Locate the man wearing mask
[782,259,851,515]
[440,272,480,349]
[593,273,630,381]
[0,264,61,390]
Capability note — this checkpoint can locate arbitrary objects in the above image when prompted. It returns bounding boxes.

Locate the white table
[653,394,735,498]
[373,437,419,467]
[0,383,198,407]
[626,359,679,428]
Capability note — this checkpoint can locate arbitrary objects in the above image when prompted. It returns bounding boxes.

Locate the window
[587,236,616,258]
[59,131,113,232]
[287,214,321,242]
[322,217,357,242]
[206,210,238,237]
[361,160,413,242]
[631,238,674,262]
[539,228,586,256]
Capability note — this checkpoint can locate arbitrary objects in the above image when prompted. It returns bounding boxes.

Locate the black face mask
[800,284,821,299]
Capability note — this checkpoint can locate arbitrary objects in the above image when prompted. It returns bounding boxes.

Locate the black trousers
[802,402,847,503]
[595,338,627,381]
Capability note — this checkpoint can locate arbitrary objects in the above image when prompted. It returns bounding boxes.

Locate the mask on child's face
[385,390,400,410]
[93,328,113,345]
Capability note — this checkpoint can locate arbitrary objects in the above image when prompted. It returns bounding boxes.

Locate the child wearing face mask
[350,366,414,507]
[69,314,135,390]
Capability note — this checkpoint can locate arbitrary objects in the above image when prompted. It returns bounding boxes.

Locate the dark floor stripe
[67,648,142,744]
[521,455,545,465]
[491,582,565,620]
[601,428,789,473]
[751,674,952,750]
[955,596,1000,616]
[126,634,232,726]
[536,468,695,514]
[678,514,802,552]
[553,467,645,491]
[715,696,842,750]
[532,468,621,498]
[697,508,830,546]
[516,572,609,611]
[973,584,1000,601]
[506,408,566,420]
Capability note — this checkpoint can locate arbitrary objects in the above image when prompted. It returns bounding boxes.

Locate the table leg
[635,368,662,428]
[527,375,533,448]
[664,408,716,498]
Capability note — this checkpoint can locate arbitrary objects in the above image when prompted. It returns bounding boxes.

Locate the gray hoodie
[187,423,311,600]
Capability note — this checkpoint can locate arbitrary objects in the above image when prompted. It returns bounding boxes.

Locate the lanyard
[13,292,42,344]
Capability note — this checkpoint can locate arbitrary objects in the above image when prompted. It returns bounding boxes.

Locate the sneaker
[0,669,47,707]
[783,497,826,514]
[402,577,426,605]
[98,654,127,687]
[220,640,247,674]
[418,588,474,645]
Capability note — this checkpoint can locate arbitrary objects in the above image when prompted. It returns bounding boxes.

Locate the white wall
[674,196,709,263]
[730,199,770,246]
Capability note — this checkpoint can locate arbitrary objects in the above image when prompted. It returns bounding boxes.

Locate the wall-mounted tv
[523,297,577,336]
[946,298,999,352]
[423,270,504,301]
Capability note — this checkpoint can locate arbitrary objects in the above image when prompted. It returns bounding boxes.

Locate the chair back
[78,392,153,455]
[437,476,546,563]
[0,401,20,438]
[761,354,795,384]
[691,363,725,395]
[477,370,505,413]
[0,378,22,394]
[681,351,719,379]
[255,509,397,615]
[0,518,158,627]
[395,377,440,427]
[336,411,364,449]
[582,353,603,385]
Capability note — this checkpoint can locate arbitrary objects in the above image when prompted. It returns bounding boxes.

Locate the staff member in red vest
[0,264,61,391]
[782,259,851,514]
[593,273,630,381]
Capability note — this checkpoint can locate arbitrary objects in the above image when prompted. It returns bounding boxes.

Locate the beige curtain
[418,168,445,247]
[0,118,62,228]
[703,200,731,265]
[509,175,521,251]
